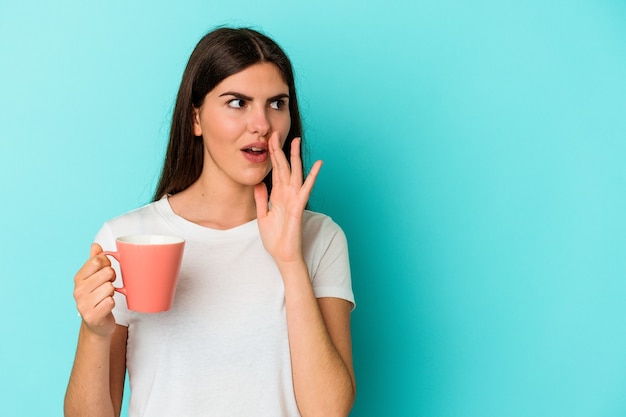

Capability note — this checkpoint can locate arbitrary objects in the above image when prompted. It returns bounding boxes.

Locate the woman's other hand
[73,243,117,338]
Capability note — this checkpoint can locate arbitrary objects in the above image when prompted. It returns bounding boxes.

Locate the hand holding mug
[73,243,117,338]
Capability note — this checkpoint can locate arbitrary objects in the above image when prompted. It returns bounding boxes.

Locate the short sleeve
[305,213,355,309]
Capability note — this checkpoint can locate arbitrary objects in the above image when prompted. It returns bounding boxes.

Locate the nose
[248,105,271,137]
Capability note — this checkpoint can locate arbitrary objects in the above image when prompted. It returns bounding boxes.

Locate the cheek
[277,115,292,144]
[205,117,244,140]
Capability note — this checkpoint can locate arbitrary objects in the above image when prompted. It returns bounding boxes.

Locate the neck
[168,176,259,230]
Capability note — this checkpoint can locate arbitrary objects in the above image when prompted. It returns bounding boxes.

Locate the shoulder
[303,210,345,237]
[302,210,348,251]
[95,200,164,245]
[104,200,163,229]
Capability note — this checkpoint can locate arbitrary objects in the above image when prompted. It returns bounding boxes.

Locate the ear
[192,107,202,136]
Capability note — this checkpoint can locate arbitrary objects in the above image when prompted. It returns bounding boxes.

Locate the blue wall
[1,1,625,416]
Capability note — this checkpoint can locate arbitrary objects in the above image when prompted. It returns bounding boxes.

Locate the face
[192,62,291,189]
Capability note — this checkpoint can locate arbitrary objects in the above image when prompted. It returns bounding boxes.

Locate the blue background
[1,1,625,416]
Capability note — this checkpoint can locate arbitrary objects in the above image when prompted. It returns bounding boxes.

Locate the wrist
[80,321,114,343]
[274,258,307,275]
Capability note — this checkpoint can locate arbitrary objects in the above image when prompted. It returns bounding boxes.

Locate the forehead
[210,62,289,96]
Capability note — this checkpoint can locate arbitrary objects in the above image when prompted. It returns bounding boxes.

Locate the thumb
[90,243,103,257]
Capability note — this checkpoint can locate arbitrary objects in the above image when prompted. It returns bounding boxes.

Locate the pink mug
[103,235,185,313]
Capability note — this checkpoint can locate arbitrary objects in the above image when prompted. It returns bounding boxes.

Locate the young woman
[64,27,355,417]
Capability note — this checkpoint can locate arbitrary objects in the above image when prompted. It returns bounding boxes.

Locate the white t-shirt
[94,196,354,417]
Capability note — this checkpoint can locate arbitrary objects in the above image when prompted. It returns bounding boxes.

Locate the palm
[255,134,322,264]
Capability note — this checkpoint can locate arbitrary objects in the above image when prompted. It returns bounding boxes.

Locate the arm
[64,244,127,417]
[255,134,355,416]
[280,262,356,417]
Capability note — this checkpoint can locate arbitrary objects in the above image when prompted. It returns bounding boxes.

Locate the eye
[227,99,246,109]
[270,99,287,110]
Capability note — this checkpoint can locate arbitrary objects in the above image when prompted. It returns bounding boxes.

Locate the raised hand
[73,243,117,338]
[254,132,322,265]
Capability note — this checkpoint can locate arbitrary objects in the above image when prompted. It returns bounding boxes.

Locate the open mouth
[241,144,269,163]
[242,147,267,155]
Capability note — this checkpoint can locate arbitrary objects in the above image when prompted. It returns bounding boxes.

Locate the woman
[64,27,355,417]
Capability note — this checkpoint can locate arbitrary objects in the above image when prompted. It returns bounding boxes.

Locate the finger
[92,295,115,317]
[90,243,103,257]
[89,265,116,286]
[83,280,115,310]
[75,243,106,282]
[289,137,304,186]
[76,278,115,316]
[300,160,323,200]
[82,295,115,325]
[270,132,290,185]
[92,280,115,304]
[74,266,116,301]
[254,182,269,219]
[75,253,112,283]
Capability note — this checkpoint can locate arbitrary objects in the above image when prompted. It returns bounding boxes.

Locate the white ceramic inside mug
[117,235,185,245]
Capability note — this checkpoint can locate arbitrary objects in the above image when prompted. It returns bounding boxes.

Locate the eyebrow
[219,92,290,102]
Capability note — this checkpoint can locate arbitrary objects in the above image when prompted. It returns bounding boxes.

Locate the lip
[241,142,269,164]
[240,142,268,152]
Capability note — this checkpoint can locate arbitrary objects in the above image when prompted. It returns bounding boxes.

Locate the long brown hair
[153,27,304,201]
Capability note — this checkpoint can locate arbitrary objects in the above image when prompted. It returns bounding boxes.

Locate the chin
[239,173,270,187]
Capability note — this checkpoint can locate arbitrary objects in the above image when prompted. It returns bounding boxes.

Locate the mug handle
[101,251,127,296]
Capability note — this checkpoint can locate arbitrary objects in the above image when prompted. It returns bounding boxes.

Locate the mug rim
[116,234,185,245]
